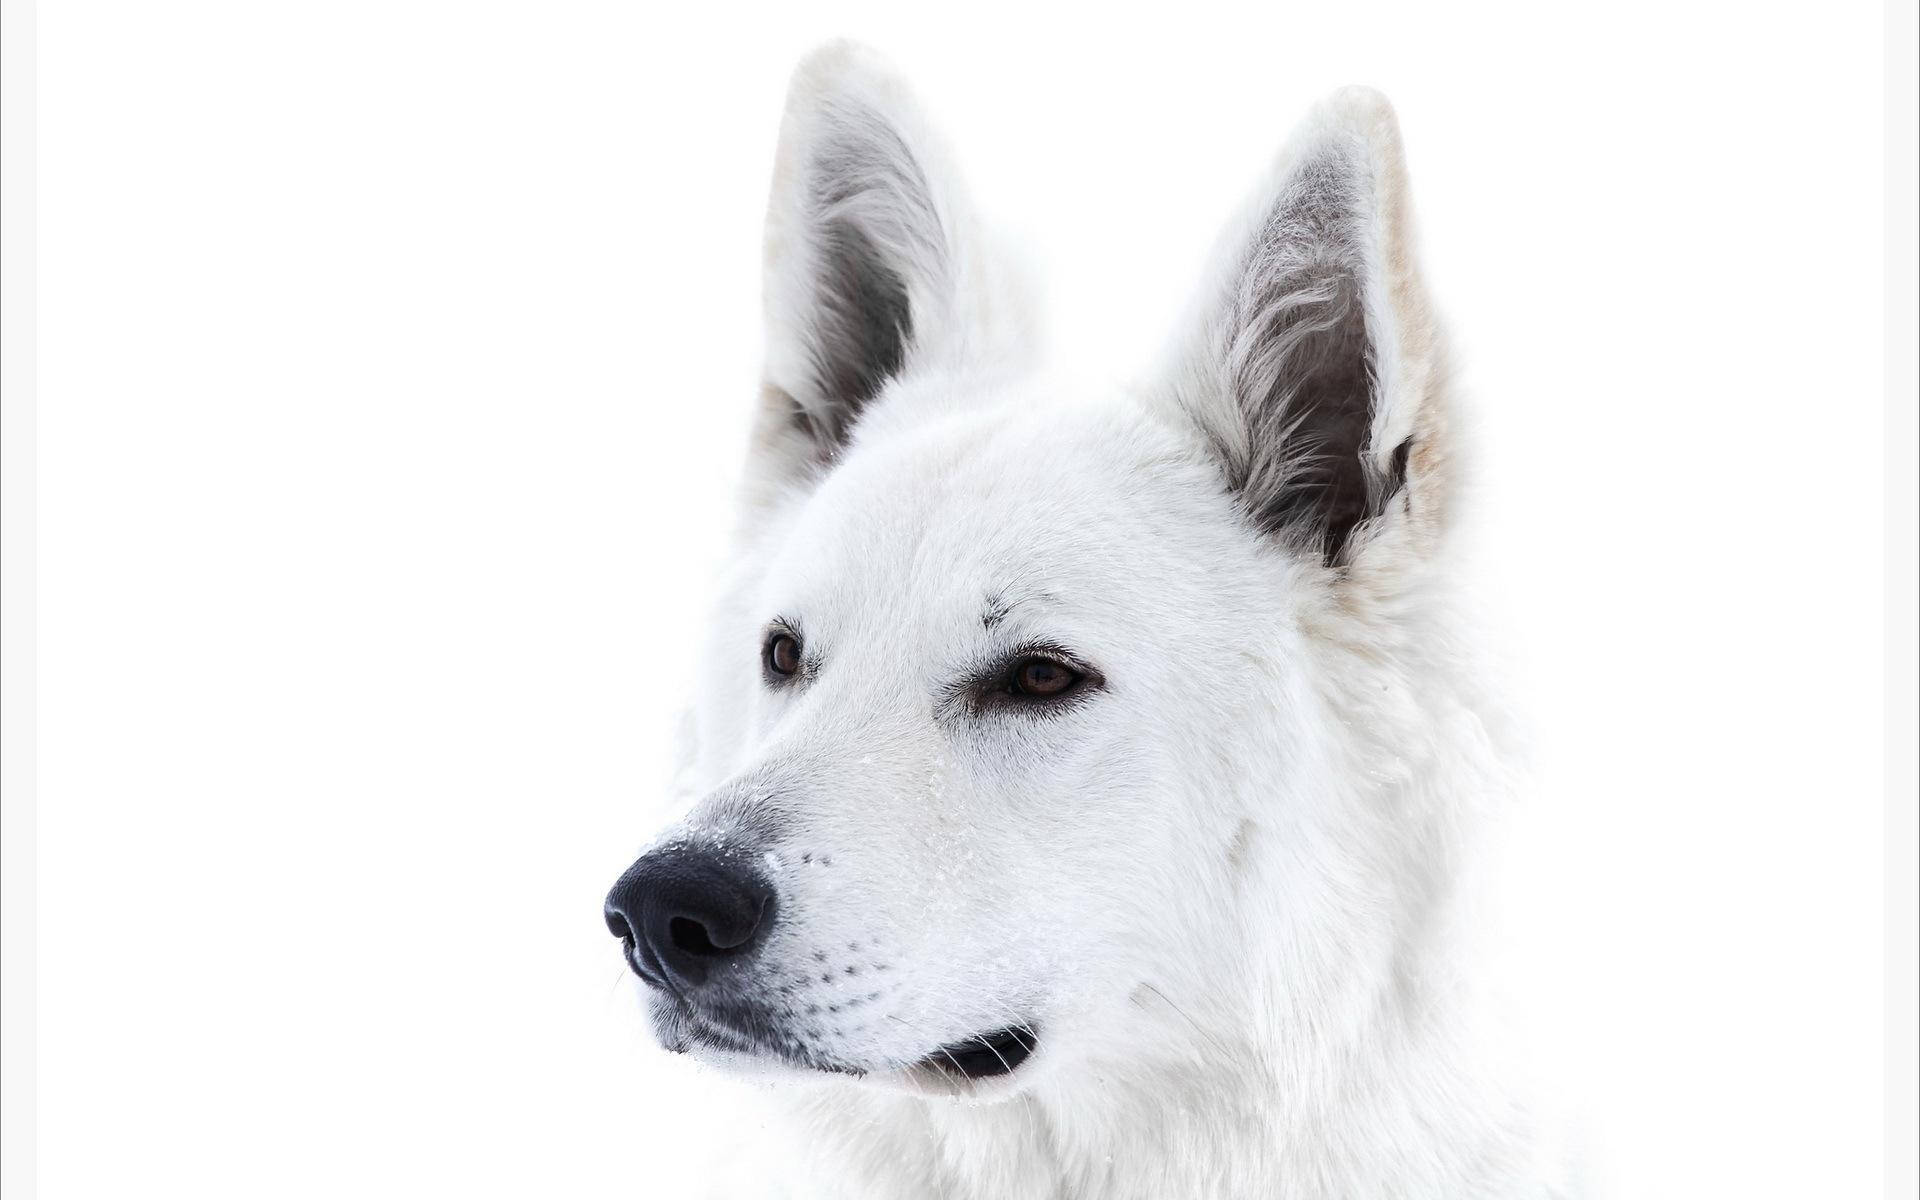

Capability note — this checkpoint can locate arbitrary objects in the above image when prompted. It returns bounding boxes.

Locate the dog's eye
[1010,656,1081,699]
[765,632,803,678]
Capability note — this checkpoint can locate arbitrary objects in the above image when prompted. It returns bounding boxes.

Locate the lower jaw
[673,1009,869,1077]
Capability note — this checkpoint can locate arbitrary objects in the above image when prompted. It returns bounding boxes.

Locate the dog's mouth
[912,1025,1038,1080]
[652,992,1038,1085]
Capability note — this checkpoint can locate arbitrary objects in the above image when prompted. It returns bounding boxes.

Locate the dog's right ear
[747,42,1009,501]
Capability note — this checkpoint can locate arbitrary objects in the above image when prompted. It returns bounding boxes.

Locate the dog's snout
[604,845,776,991]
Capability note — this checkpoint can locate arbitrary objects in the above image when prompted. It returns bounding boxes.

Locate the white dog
[606,41,1565,1199]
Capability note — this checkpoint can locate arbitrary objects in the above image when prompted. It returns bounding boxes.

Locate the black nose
[604,844,776,992]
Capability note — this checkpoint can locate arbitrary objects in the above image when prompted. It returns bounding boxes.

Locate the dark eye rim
[966,643,1106,714]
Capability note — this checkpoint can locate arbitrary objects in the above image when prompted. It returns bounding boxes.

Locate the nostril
[669,916,721,957]
[604,906,634,945]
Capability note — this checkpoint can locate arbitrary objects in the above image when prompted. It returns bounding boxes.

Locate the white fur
[628,41,1567,1199]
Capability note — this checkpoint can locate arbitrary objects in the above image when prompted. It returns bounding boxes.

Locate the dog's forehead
[761,397,1229,627]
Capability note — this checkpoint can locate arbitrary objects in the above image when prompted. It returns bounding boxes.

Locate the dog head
[607,43,1463,1098]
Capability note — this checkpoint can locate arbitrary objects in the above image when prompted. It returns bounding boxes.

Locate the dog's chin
[647,994,1041,1097]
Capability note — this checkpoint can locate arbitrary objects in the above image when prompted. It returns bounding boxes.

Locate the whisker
[1136,980,1235,1060]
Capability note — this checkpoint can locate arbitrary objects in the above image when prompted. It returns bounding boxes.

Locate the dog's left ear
[1165,88,1454,571]
[748,42,1020,501]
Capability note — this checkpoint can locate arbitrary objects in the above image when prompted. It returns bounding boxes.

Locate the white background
[16,2,1911,1197]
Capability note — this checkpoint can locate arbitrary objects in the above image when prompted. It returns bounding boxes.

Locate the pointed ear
[749,43,1008,495]
[1168,88,1452,569]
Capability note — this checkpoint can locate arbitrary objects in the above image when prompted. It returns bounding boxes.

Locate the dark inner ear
[801,216,911,449]
[789,115,934,456]
[1218,149,1406,566]
[1240,269,1374,559]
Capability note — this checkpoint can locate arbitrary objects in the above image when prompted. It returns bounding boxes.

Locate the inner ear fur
[1176,89,1443,568]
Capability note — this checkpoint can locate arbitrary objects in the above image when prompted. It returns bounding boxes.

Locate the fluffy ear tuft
[1170,88,1450,569]
[751,42,998,491]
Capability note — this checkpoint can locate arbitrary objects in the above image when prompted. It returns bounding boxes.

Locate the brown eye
[765,632,803,678]
[1011,657,1080,698]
